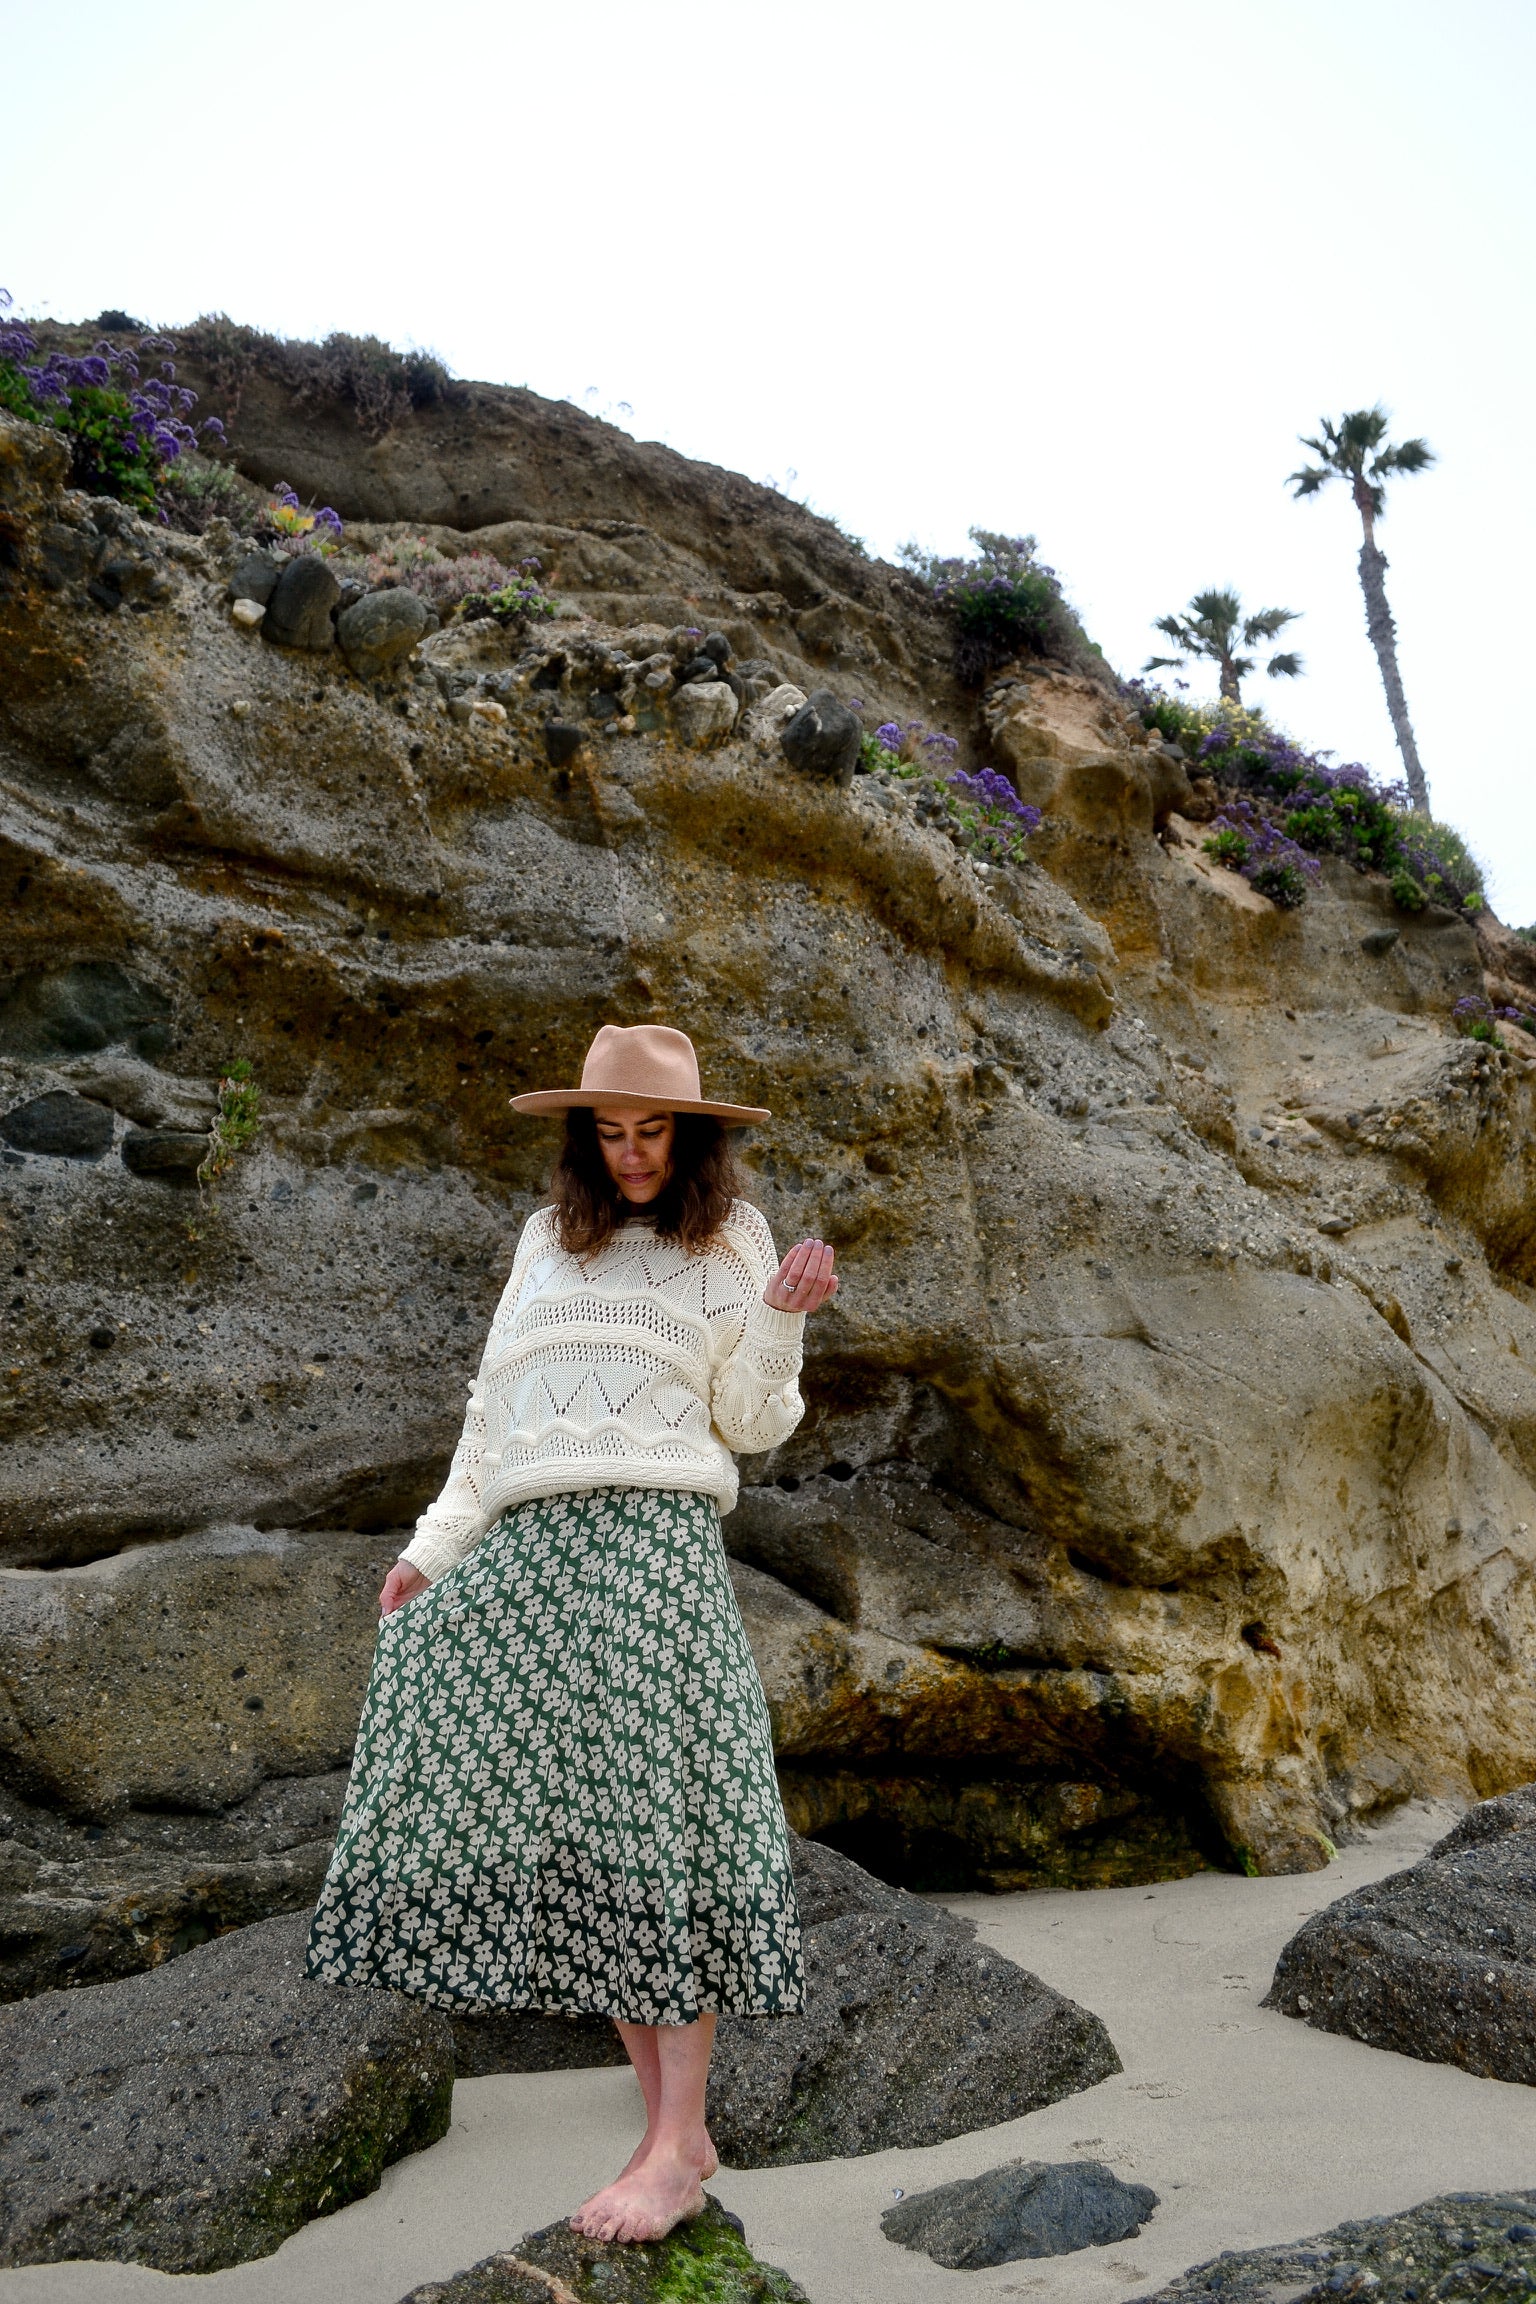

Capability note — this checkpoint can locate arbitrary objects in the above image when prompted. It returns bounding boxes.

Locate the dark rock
[337,586,430,680]
[0,1091,113,1160]
[1264,1783,1536,2080]
[395,2195,808,2303]
[778,689,862,786]
[678,653,720,684]
[0,1912,453,2272]
[450,2006,625,2078]
[543,719,584,766]
[264,553,339,649]
[708,1836,1118,2164]
[226,550,282,606]
[96,550,174,609]
[121,1126,207,1180]
[1361,927,1402,956]
[335,578,369,612]
[700,632,732,666]
[0,961,170,1060]
[1137,2188,1536,2303]
[0,1771,349,2003]
[882,2159,1158,2269]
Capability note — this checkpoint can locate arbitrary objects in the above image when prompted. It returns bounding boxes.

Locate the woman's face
[593,1106,675,1204]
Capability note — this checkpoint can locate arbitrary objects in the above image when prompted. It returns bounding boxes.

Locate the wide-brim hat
[510,1024,770,1125]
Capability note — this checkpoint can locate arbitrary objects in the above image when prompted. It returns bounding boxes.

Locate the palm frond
[1152,614,1191,644]
[1373,436,1435,477]
[1243,606,1300,643]
[1143,654,1185,674]
[1266,652,1304,680]
[1288,464,1330,497]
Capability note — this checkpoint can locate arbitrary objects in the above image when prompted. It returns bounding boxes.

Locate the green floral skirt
[305,1486,803,2025]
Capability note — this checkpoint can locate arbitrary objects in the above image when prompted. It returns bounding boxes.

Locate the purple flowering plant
[900,528,1077,684]
[946,764,1043,864]
[1452,993,1529,1049]
[1134,681,1484,915]
[0,292,225,517]
[1202,796,1321,909]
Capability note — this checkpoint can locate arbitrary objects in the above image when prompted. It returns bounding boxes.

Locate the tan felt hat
[510,1024,770,1124]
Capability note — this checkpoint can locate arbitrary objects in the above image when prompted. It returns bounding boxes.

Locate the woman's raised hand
[764,1237,839,1315]
[379,1561,429,1617]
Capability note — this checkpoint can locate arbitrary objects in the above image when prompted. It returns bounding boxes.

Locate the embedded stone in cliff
[705,1835,1118,2165]
[337,585,431,680]
[0,1912,453,2273]
[1264,1782,1536,2080]
[0,1091,113,1160]
[0,961,170,1060]
[700,631,732,665]
[121,1127,208,1180]
[226,550,282,605]
[882,2160,1158,2269]
[778,688,861,785]
[397,2197,809,2303]
[671,678,738,747]
[263,552,339,649]
[543,718,584,765]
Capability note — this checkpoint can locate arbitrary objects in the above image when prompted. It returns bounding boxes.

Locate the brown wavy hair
[549,1108,746,1256]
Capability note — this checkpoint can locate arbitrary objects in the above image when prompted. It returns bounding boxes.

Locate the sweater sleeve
[399,1212,547,1584]
[709,1210,807,1455]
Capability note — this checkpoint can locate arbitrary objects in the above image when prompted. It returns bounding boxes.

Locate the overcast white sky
[7,0,1533,917]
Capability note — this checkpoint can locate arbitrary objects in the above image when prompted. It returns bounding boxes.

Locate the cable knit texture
[400,1199,805,1583]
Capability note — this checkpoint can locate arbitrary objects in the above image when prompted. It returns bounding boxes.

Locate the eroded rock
[1,1090,112,1159]
[778,687,861,784]
[338,585,430,679]
[264,552,338,648]
[0,1912,453,2272]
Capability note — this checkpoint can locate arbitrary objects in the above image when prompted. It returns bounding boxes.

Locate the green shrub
[900,528,1090,684]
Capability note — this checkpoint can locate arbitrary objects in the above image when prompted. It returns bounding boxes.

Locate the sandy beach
[2,1801,1529,2304]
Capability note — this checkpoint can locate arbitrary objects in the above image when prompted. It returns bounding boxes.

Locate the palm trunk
[1218,652,1240,705]
[1356,509,1429,814]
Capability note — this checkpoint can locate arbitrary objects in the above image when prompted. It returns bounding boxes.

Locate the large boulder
[395,2196,808,2303]
[0,1912,453,2272]
[706,1835,1118,2164]
[1264,1784,1536,2080]
[1138,2188,1536,2303]
[337,585,430,680]
[671,677,738,747]
[882,2159,1157,2270]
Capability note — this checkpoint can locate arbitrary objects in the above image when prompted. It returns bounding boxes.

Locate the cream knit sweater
[400,1199,806,1583]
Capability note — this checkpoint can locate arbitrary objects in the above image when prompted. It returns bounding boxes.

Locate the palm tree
[1144,588,1303,704]
[1288,407,1435,813]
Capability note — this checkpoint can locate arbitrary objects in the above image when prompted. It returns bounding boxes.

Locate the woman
[306,1023,836,2245]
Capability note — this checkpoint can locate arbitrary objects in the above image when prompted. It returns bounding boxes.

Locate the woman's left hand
[765,1237,839,1315]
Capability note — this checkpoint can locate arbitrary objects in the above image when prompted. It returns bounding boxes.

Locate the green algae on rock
[396,2196,809,2303]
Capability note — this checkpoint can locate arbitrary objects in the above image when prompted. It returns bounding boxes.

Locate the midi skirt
[305,1485,804,2024]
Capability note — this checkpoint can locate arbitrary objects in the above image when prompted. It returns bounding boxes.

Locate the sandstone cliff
[3,367,1535,1996]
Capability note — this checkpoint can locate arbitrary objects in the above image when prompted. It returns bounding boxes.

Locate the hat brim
[509,1089,770,1125]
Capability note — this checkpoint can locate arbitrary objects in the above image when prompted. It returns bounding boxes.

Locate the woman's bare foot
[570,2143,710,2244]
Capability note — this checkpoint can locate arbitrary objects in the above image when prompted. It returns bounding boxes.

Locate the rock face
[0,1911,454,2272]
[0,1770,347,2002]
[705,1835,1119,2165]
[1264,1783,1536,2080]
[1139,2189,1536,2304]
[4,345,1536,1926]
[397,2198,809,2303]
[1,1089,113,1158]
[882,2159,1158,2270]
